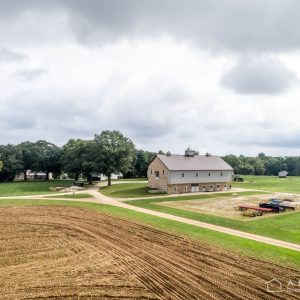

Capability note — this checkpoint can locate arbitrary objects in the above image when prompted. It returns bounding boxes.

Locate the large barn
[148,148,234,194]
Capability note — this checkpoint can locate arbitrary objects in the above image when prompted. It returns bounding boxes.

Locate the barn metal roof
[157,154,233,171]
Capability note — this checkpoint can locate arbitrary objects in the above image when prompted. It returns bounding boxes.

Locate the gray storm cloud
[15,68,48,80]
[220,57,298,95]
[0,1,300,156]
[0,0,300,52]
[0,48,28,62]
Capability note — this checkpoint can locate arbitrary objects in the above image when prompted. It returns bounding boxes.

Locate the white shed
[278,171,288,178]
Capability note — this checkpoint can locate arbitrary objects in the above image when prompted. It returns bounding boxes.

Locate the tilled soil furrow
[56,214,297,299]
[0,206,299,300]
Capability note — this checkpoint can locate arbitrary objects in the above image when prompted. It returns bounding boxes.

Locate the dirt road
[2,184,299,252]
[86,189,300,252]
[1,206,299,299]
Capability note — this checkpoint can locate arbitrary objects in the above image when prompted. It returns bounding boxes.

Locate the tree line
[0,130,155,185]
[223,153,300,176]
[1,131,299,184]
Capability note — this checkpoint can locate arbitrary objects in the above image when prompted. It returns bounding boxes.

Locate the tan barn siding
[147,156,169,191]
[167,183,230,194]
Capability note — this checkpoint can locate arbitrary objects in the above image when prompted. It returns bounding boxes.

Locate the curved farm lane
[1,183,300,252]
[90,189,300,252]
[0,206,299,299]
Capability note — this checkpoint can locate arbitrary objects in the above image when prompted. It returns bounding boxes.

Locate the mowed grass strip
[100,182,167,198]
[114,178,147,182]
[0,180,73,197]
[232,175,300,193]
[47,193,93,199]
[0,199,299,268]
[125,191,300,245]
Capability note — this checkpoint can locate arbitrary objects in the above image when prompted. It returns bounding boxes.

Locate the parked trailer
[238,205,273,212]
[238,205,273,217]
[281,201,297,210]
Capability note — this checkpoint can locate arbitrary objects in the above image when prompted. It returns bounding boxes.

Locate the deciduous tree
[94,130,135,186]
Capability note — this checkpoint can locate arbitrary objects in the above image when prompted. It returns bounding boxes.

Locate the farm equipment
[259,198,296,212]
[233,175,244,182]
[74,181,85,187]
[259,202,285,213]
[242,210,263,217]
[238,205,273,217]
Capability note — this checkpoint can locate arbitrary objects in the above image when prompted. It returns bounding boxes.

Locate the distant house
[278,171,288,178]
[147,148,234,194]
[16,170,53,180]
[90,173,123,181]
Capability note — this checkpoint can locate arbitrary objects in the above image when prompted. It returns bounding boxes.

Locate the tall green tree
[253,159,265,175]
[34,141,62,180]
[63,139,97,183]
[0,144,23,182]
[63,139,86,181]
[124,149,156,178]
[94,130,135,186]
[77,140,96,184]
[17,141,38,180]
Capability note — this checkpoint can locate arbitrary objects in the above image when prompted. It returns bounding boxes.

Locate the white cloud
[0,1,300,156]
[220,56,298,95]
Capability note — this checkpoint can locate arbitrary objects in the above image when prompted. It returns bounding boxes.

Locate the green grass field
[0,198,299,268]
[0,180,73,197]
[100,182,166,198]
[115,178,147,182]
[232,175,300,193]
[125,191,300,244]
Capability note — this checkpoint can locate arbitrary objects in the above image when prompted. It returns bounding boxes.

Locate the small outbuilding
[278,171,288,178]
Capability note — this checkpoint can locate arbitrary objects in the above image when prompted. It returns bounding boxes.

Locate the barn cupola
[185,147,196,157]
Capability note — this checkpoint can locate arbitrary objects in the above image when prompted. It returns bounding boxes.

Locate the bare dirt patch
[0,206,299,299]
[159,193,300,220]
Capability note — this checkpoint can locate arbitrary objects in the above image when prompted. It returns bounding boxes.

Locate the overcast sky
[1,0,300,156]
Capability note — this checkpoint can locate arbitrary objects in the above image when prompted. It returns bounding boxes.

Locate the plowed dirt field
[0,206,299,299]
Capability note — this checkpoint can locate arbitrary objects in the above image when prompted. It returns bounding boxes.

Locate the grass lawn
[0,198,299,268]
[48,193,93,199]
[125,191,300,245]
[0,180,73,197]
[115,178,147,182]
[100,182,167,198]
[232,175,300,193]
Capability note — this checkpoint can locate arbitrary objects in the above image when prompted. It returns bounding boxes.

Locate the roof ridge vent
[206,152,212,157]
[166,151,171,156]
[185,147,196,157]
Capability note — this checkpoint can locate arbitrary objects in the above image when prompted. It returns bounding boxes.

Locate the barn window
[196,172,199,177]
[182,173,185,177]
[174,186,177,193]
[163,170,164,175]
[208,172,211,176]
[221,172,223,176]
[155,171,159,179]
[151,170,152,175]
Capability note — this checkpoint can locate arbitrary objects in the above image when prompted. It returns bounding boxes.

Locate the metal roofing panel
[157,154,233,171]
